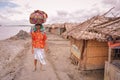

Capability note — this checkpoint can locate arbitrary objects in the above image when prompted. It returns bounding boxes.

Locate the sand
[0,33,104,80]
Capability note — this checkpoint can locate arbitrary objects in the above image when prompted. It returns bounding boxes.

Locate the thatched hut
[48,23,65,35]
[93,17,120,80]
[44,24,51,32]
[69,31,108,70]
[67,15,120,70]
[61,23,79,39]
[89,16,120,80]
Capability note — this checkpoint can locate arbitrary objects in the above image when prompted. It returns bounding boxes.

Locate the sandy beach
[0,31,104,80]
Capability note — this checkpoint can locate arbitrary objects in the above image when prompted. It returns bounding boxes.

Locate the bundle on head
[30,10,48,24]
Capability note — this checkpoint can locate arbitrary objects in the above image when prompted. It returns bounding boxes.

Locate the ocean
[0,25,31,40]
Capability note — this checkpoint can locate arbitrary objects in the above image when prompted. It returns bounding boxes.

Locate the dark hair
[33,24,45,32]
[35,24,42,26]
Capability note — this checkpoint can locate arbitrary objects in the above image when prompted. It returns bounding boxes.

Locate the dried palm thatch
[66,15,120,41]
[71,31,106,41]
[89,17,120,37]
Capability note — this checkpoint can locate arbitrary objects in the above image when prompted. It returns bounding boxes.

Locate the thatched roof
[64,23,79,31]
[88,17,120,37]
[70,31,106,41]
[65,15,120,41]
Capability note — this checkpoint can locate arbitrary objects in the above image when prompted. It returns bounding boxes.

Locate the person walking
[31,24,47,71]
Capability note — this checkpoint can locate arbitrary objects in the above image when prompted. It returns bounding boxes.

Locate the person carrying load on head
[31,24,47,71]
[30,10,48,71]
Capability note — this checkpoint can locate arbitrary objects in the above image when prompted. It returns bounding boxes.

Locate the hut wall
[78,48,87,70]
[104,61,120,80]
[50,28,60,35]
[45,27,49,32]
[60,28,66,35]
[75,39,81,49]
[70,37,75,45]
[71,39,88,70]
[70,39,109,70]
[85,40,108,70]
[70,38,83,64]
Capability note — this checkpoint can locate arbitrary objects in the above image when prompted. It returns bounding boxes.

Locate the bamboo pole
[108,47,112,63]
[87,18,120,37]
[93,18,120,29]
[102,7,115,16]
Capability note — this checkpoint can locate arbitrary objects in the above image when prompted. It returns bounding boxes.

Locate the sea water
[0,25,31,40]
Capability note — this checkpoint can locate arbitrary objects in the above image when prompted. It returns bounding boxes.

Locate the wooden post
[108,47,112,63]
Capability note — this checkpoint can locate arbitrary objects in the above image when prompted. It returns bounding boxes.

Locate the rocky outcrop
[9,30,31,40]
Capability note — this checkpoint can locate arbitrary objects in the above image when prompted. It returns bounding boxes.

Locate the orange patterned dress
[31,31,47,49]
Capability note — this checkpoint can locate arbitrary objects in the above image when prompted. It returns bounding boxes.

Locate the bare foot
[33,67,36,72]
[40,67,45,71]
[41,68,46,71]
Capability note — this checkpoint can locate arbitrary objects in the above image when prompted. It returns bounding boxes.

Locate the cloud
[0,0,32,25]
[102,0,119,6]
[57,11,68,17]
[0,0,102,24]
[101,0,120,17]
[0,15,7,19]
[0,0,120,25]
[0,18,30,25]
[47,8,101,24]
[0,1,18,8]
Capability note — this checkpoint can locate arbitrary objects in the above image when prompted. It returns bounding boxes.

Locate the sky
[0,0,120,25]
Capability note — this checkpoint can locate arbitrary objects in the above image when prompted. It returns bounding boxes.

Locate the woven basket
[30,10,48,24]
